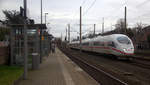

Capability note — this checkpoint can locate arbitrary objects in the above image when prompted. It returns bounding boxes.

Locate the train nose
[123,47,134,53]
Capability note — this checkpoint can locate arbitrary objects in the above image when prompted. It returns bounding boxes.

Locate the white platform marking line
[57,53,75,85]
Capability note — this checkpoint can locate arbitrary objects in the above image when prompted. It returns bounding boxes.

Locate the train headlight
[123,48,126,52]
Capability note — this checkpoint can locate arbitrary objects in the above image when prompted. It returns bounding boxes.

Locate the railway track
[57,43,150,85]
[59,44,150,85]
[75,48,150,70]
[60,47,128,85]
[130,56,150,69]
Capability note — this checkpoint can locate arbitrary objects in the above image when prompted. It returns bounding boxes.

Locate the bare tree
[3,10,25,25]
[134,22,144,33]
[115,18,127,34]
[115,19,124,29]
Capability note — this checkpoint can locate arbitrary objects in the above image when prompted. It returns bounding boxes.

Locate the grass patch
[0,65,23,85]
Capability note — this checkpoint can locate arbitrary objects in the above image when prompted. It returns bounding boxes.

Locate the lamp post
[45,13,48,25]
[40,0,43,63]
[23,0,28,80]
[41,0,43,24]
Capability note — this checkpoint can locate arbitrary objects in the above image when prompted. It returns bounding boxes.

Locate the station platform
[18,48,99,85]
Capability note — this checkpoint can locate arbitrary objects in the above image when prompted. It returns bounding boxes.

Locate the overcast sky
[1,0,150,39]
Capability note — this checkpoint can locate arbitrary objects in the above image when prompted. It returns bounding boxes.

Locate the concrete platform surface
[18,48,99,85]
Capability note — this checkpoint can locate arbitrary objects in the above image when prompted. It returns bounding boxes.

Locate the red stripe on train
[82,46,134,55]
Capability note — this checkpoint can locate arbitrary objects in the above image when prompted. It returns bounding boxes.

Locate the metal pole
[40,0,43,63]
[45,13,48,25]
[19,30,22,60]
[94,24,96,36]
[10,27,14,65]
[66,28,67,41]
[45,13,46,24]
[24,0,27,19]
[68,24,70,43]
[23,0,28,80]
[80,6,82,51]
[124,6,127,34]
[23,23,28,80]
[61,33,62,41]
[40,29,42,63]
[41,0,43,24]
[102,17,104,35]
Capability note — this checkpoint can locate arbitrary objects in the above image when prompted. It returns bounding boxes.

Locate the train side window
[93,41,104,46]
[108,41,116,48]
[82,43,84,46]
[82,42,89,46]
[93,41,99,46]
[99,42,104,46]
[86,43,89,46]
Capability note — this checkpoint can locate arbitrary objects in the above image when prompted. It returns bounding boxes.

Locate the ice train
[69,34,134,59]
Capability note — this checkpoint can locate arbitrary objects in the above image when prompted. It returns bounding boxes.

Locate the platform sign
[42,36,44,40]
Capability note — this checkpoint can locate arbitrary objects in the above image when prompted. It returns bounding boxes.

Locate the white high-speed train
[69,34,134,59]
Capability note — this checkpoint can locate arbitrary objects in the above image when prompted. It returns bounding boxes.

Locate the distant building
[134,25,150,49]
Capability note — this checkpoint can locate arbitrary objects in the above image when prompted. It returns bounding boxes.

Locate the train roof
[97,34,128,39]
[70,34,129,44]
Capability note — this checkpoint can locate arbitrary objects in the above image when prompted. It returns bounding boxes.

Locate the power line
[93,2,126,31]
[122,0,127,6]
[68,0,88,24]
[129,11,150,20]
[69,0,95,36]
[81,0,88,6]
[105,5,125,19]
[70,24,94,34]
[136,0,150,7]
[83,0,97,16]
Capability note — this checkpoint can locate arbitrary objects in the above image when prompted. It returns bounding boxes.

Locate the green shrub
[0,65,23,85]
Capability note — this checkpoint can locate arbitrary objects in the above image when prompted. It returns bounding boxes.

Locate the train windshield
[117,36,131,44]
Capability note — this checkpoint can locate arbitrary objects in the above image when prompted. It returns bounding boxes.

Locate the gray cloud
[1,0,150,38]
[136,0,150,7]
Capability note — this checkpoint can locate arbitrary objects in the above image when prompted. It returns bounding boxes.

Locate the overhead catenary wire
[68,0,88,24]
[70,24,94,36]
[136,0,150,7]
[92,1,127,35]
[81,0,88,6]
[69,0,150,40]
[126,5,150,26]
[83,0,97,16]
[69,0,98,38]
